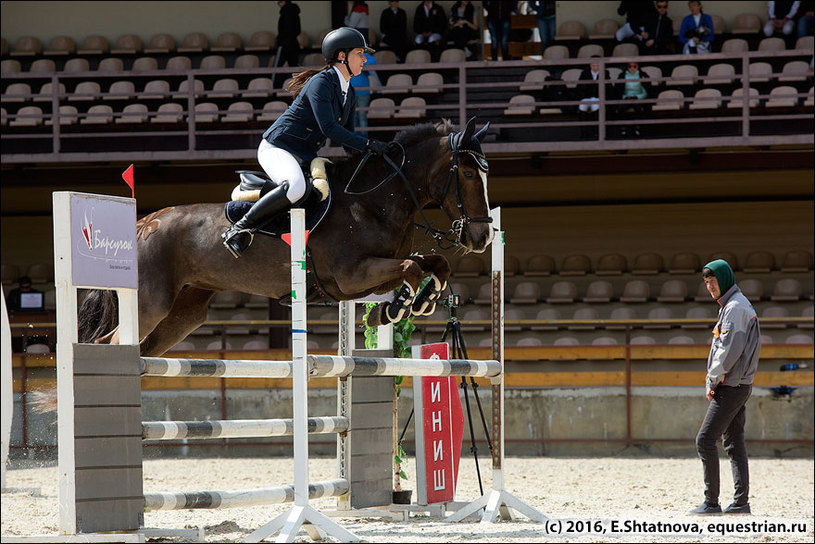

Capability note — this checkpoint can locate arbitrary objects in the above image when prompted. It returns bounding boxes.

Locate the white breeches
[257,139,306,203]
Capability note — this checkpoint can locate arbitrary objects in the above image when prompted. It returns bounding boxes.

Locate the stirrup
[222,227,254,259]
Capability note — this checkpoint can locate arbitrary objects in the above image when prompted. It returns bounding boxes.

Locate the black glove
[367,139,388,156]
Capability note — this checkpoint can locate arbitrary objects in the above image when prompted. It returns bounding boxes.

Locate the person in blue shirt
[222,27,390,258]
[679,0,714,54]
[350,51,381,137]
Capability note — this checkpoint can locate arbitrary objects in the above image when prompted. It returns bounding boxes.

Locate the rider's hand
[367,139,389,156]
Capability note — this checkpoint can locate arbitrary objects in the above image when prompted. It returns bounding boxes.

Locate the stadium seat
[210,290,245,309]
[731,13,761,34]
[669,252,700,274]
[709,14,726,34]
[246,31,275,52]
[569,307,600,330]
[192,102,218,123]
[668,335,695,345]
[516,336,543,347]
[520,69,550,92]
[455,255,485,277]
[223,101,254,122]
[666,64,698,87]
[173,79,204,99]
[510,281,542,304]
[0,107,6,126]
[440,49,466,63]
[645,306,674,329]
[704,63,736,85]
[739,278,764,300]
[296,31,312,50]
[9,106,44,127]
[525,254,555,276]
[150,103,184,123]
[771,278,803,301]
[111,34,142,54]
[234,54,260,70]
[145,33,175,54]
[689,88,722,110]
[553,335,580,346]
[596,253,627,275]
[44,35,76,56]
[757,37,785,52]
[2,83,31,103]
[10,36,42,56]
[34,82,65,102]
[707,251,739,270]
[459,307,489,331]
[683,306,715,328]
[766,85,799,108]
[721,38,748,54]
[608,307,637,329]
[657,279,689,302]
[212,32,242,52]
[584,280,614,303]
[374,50,397,65]
[115,103,148,124]
[560,254,591,275]
[44,105,78,126]
[504,308,526,332]
[546,280,577,303]
[504,94,536,116]
[210,78,240,98]
[178,32,209,53]
[505,255,521,276]
[81,104,114,125]
[652,89,686,111]
[77,35,109,55]
[381,73,412,95]
[414,72,444,94]
[104,80,136,101]
[640,65,663,87]
[805,87,814,107]
[166,55,192,72]
[542,45,569,60]
[561,68,583,89]
[611,43,638,57]
[781,250,813,272]
[169,340,196,352]
[63,58,90,73]
[531,308,562,331]
[589,19,619,40]
[97,57,124,73]
[630,334,656,345]
[761,305,790,328]
[276,77,294,98]
[744,250,775,272]
[620,280,650,302]
[405,49,431,64]
[1,59,21,74]
[301,52,325,67]
[592,336,618,345]
[577,44,604,58]
[800,305,814,328]
[394,96,426,119]
[206,340,233,351]
[139,79,170,100]
[367,97,395,119]
[794,35,814,51]
[632,252,663,274]
[748,62,773,83]
[555,20,585,41]
[727,87,759,109]
[68,81,101,101]
[693,281,712,302]
[256,100,287,122]
[200,55,226,70]
[778,61,810,82]
[243,78,275,98]
[30,59,56,73]
[785,333,813,344]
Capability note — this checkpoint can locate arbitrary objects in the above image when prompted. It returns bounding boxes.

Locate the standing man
[273,0,302,88]
[636,1,674,55]
[380,0,408,62]
[690,259,761,515]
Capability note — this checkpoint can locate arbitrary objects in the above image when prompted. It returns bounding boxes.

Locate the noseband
[344,131,493,250]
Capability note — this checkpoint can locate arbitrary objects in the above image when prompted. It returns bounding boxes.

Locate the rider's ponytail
[288,65,331,98]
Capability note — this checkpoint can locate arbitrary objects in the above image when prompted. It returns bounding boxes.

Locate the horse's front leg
[334,257,428,327]
[406,254,451,317]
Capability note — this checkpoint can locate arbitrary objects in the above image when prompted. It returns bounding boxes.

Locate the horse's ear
[462,117,476,141]
[474,121,490,142]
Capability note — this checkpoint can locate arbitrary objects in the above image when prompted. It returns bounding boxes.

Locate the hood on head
[703,258,734,295]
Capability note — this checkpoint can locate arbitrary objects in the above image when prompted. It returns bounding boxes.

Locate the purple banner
[70,193,138,289]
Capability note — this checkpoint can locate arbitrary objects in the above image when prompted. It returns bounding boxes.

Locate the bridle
[344,129,492,250]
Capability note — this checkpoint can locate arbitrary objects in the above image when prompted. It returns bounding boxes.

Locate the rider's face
[344,48,367,76]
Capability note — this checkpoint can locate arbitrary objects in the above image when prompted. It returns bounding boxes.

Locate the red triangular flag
[122,164,134,198]
[281,230,309,247]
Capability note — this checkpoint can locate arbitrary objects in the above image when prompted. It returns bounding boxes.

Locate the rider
[222,27,391,258]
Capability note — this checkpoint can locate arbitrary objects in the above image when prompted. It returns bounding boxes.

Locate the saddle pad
[224,183,331,238]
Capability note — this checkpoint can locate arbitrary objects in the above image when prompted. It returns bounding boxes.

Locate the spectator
[616,0,655,41]
[345,1,370,46]
[350,50,382,137]
[636,1,674,55]
[530,0,557,56]
[448,1,479,58]
[577,57,612,139]
[797,0,814,38]
[485,1,515,61]
[679,1,714,54]
[380,0,409,62]
[617,60,650,138]
[273,0,302,88]
[763,1,801,37]
[5,276,42,313]
[413,0,447,48]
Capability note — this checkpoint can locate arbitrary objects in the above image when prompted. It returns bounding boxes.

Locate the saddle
[224,158,332,238]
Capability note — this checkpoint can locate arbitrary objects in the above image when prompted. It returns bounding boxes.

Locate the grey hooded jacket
[706,284,761,389]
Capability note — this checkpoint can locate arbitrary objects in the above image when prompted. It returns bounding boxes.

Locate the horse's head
[437,117,494,253]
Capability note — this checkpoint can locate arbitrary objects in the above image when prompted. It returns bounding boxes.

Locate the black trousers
[695,384,752,506]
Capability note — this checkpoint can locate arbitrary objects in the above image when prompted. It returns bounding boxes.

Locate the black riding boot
[222,184,291,258]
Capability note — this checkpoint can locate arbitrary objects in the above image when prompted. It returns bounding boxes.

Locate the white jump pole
[1,286,12,491]
[244,208,359,543]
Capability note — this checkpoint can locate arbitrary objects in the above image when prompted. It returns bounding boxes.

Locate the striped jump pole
[142,416,349,440]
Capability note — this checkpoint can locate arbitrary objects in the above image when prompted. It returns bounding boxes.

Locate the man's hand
[367,139,388,156]
[705,385,715,402]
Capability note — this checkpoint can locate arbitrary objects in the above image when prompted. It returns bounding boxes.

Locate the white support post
[1,285,12,492]
[245,209,359,543]
[336,300,354,511]
[445,207,549,524]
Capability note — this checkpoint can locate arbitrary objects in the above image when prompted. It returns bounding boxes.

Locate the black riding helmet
[322,27,374,64]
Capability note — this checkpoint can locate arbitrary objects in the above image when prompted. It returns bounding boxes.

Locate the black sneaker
[723,503,751,514]
[688,503,722,515]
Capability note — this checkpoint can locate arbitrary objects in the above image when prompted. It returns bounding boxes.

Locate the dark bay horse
[79,118,494,356]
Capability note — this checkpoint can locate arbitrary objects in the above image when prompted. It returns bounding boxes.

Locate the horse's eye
[463,171,475,178]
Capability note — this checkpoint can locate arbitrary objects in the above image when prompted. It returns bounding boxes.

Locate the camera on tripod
[443,293,461,308]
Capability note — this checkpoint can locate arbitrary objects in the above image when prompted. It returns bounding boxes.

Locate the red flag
[122,164,134,198]
[281,230,309,247]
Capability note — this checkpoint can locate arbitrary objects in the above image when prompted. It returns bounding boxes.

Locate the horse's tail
[78,289,119,343]
[31,289,120,415]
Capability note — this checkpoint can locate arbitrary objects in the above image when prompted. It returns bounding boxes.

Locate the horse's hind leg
[139,286,216,356]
